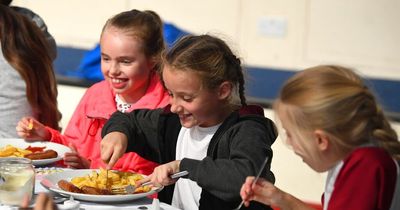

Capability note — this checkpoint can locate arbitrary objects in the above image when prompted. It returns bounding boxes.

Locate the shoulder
[84,81,112,95]
[343,147,396,173]
[237,105,277,138]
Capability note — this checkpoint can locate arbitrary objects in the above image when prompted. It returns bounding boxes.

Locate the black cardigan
[102,105,277,210]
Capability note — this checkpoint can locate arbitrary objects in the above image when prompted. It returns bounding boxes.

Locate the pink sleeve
[49,90,91,149]
[47,126,69,145]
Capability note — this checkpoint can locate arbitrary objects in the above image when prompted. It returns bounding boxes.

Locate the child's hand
[138,160,181,187]
[15,117,50,141]
[240,176,284,207]
[63,143,90,169]
[21,192,57,210]
[100,132,128,169]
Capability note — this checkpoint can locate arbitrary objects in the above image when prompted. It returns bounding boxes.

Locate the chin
[180,122,196,128]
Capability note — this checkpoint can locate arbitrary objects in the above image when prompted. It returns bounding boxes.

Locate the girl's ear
[218,81,232,100]
[314,129,329,151]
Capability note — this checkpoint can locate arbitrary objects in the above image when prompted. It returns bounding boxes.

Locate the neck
[118,74,151,104]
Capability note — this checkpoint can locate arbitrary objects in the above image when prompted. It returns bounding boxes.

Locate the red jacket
[47,73,169,175]
[323,147,398,210]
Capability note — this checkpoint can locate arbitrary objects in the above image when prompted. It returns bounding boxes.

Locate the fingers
[68,143,78,152]
[16,117,34,139]
[34,193,57,210]
[240,176,255,206]
[20,194,30,207]
[16,117,49,141]
[63,152,81,168]
[148,161,180,186]
[63,148,90,169]
[100,132,128,169]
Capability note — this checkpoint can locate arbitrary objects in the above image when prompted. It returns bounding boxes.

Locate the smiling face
[100,27,154,104]
[162,65,231,128]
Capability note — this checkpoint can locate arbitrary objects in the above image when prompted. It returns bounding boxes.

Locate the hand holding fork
[233,156,269,210]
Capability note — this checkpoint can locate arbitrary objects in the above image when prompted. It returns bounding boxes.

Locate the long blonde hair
[274,65,400,159]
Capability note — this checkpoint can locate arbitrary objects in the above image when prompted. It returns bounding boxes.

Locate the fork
[106,169,109,189]
[233,156,269,210]
[0,175,5,185]
[111,170,189,194]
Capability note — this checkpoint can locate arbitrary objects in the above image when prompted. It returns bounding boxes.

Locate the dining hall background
[12,0,400,206]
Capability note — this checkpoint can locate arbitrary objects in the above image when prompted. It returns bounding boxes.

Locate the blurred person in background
[0,5,61,138]
[1,0,57,60]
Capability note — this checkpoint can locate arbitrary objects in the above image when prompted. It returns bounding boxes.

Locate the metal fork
[111,170,189,194]
[233,156,269,210]
[106,169,109,189]
[0,175,5,185]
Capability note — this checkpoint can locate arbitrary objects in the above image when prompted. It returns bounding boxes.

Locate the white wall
[12,0,400,80]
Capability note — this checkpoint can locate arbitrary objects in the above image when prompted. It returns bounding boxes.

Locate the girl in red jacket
[16,10,169,175]
[240,65,400,210]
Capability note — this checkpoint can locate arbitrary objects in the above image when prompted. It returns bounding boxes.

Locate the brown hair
[274,65,400,159]
[101,9,165,71]
[162,34,246,110]
[0,5,61,130]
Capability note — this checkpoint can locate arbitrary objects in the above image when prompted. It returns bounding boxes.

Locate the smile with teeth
[179,113,192,119]
[112,78,126,83]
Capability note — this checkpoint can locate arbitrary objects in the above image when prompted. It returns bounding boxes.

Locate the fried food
[60,169,152,195]
[0,145,57,160]
[81,186,111,195]
[58,180,82,193]
[24,149,58,160]
[0,145,32,157]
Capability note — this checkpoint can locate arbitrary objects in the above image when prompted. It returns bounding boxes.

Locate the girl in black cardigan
[101,34,277,210]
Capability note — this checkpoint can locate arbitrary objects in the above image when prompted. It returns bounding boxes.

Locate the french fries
[70,169,151,194]
[0,145,32,157]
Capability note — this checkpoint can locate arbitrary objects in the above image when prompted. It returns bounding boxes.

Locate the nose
[169,97,182,114]
[109,62,120,76]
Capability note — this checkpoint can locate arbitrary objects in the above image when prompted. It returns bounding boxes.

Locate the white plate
[0,138,71,166]
[40,169,163,202]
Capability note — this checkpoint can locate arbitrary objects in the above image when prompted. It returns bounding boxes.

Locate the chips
[70,169,151,194]
[0,145,32,157]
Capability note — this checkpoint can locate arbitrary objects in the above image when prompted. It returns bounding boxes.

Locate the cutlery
[0,175,4,185]
[233,156,269,210]
[106,169,109,189]
[111,170,188,194]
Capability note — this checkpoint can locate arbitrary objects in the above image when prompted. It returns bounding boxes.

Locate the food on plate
[24,149,58,160]
[25,146,46,153]
[0,145,58,160]
[58,180,83,193]
[58,169,151,195]
[0,145,31,157]
[81,186,112,195]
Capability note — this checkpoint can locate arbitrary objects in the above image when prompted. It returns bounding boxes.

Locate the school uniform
[323,147,400,210]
